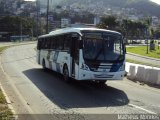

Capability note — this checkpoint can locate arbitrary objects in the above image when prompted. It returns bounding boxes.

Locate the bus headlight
[119,64,125,71]
[81,63,89,70]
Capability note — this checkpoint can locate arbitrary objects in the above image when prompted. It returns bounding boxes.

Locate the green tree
[0,16,36,36]
[97,16,118,30]
[0,1,5,14]
[154,25,160,39]
[121,19,147,39]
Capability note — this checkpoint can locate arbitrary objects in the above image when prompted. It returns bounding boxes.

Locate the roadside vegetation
[0,46,13,118]
[126,46,160,59]
[126,58,160,68]
[0,90,12,119]
[0,46,10,54]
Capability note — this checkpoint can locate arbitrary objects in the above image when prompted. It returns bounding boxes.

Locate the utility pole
[146,28,149,54]
[46,0,49,34]
[20,19,22,41]
[36,0,39,38]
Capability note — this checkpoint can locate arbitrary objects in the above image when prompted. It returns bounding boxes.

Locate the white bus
[37,28,125,84]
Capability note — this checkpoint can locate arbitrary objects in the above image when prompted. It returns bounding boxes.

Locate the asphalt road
[0,44,160,120]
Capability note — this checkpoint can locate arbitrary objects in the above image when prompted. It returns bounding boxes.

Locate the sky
[150,0,160,5]
[24,0,160,5]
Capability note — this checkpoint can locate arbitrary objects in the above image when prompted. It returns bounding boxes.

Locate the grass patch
[126,46,160,59]
[0,90,6,104]
[0,46,10,54]
[0,90,13,119]
[126,58,160,68]
[0,104,13,119]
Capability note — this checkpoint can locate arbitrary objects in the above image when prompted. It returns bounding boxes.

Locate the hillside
[40,0,160,16]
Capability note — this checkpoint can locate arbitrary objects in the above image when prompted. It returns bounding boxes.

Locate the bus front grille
[90,64,112,72]
[94,74,114,78]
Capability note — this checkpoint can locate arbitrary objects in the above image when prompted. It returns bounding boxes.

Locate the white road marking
[129,104,157,114]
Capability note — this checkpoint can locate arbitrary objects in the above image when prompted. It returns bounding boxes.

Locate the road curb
[0,84,17,116]
[0,55,17,118]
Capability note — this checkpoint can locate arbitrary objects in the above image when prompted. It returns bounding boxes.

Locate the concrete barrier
[156,70,160,85]
[127,65,136,80]
[143,68,151,83]
[126,62,160,86]
[135,67,145,82]
[145,69,160,85]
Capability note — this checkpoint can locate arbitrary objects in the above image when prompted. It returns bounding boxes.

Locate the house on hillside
[0,32,11,42]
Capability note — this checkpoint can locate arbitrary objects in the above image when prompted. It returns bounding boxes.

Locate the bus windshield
[82,31,124,62]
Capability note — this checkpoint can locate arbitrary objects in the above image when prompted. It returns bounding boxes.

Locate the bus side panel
[40,50,49,67]
[55,51,71,75]
[74,63,79,80]
[50,51,56,71]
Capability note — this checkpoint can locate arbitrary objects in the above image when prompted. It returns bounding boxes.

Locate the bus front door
[71,35,79,77]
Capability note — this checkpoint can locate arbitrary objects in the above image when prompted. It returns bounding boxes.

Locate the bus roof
[38,27,121,38]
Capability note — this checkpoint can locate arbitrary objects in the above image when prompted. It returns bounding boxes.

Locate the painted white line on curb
[129,104,156,114]
[0,55,17,118]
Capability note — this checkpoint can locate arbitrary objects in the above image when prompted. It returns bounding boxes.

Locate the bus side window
[51,36,56,49]
[47,38,51,49]
[41,39,45,49]
[56,36,59,50]
[50,37,54,49]
[44,38,48,49]
[54,36,57,49]
[44,37,50,49]
[64,34,71,50]
[59,35,64,50]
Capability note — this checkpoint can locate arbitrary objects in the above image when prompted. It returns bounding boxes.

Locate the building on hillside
[128,15,139,21]
[94,16,100,25]
[71,23,96,28]
[151,16,159,28]
[0,32,11,41]
[61,18,71,28]
[50,20,61,30]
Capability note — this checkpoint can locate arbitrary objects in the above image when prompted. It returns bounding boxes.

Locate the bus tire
[63,65,70,83]
[97,80,107,84]
[42,59,47,70]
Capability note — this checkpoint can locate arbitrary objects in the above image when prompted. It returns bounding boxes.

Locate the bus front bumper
[78,69,125,81]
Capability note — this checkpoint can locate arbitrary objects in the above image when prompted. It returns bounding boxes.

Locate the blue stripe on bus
[110,63,123,72]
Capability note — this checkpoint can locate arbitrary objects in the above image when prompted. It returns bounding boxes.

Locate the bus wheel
[63,65,70,83]
[97,80,107,84]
